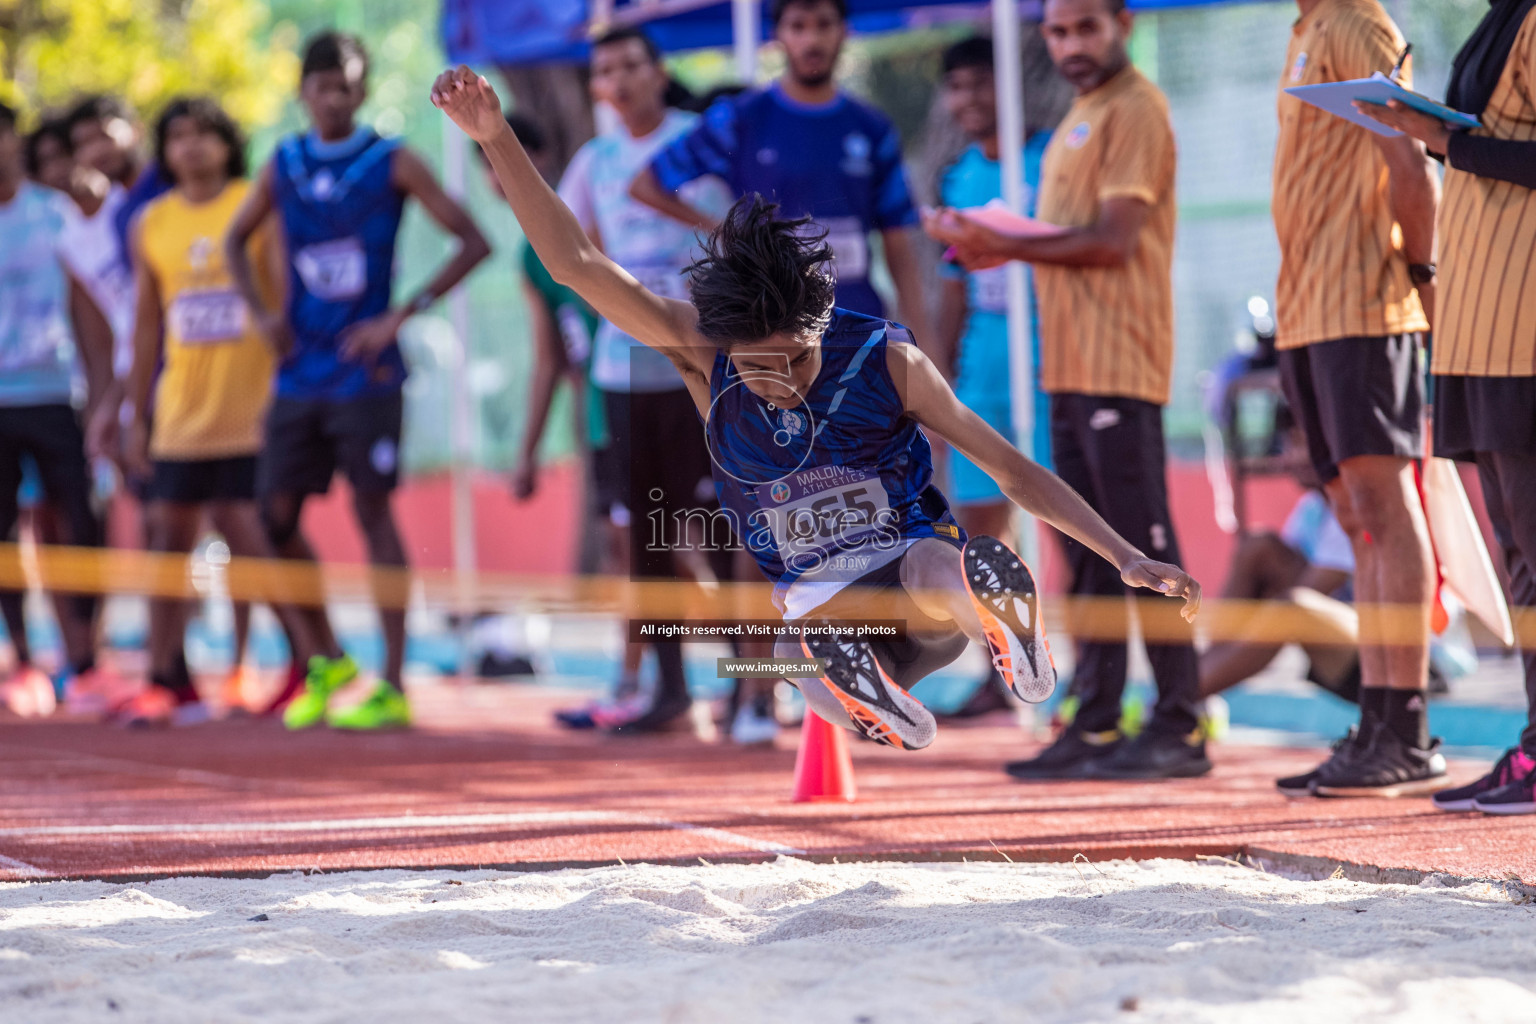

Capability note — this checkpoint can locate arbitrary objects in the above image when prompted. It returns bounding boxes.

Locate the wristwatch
[1408,263,1436,286]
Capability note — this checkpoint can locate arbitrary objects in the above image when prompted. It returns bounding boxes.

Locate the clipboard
[1284,72,1480,138]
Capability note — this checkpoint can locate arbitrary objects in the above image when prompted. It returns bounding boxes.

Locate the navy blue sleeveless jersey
[271,128,406,399]
[707,309,964,590]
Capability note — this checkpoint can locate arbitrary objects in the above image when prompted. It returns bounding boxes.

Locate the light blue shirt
[0,183,76,407]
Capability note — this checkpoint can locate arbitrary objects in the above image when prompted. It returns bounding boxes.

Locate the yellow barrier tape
[0,542,1528,648]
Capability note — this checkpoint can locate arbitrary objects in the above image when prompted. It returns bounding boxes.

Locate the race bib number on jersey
[294,237,367,302]
[169,289,246,344]
[756,465,896,566]
[821,217,870,282]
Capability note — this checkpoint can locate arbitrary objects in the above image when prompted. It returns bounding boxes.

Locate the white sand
[2,858,1533,1023]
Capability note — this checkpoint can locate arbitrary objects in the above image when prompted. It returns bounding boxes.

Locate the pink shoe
[114,685,212,728]
[1,665,57,717]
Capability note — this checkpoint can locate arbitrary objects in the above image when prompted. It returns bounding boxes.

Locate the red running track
[1,684,1533,884]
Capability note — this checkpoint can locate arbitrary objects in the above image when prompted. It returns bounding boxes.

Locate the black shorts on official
[1432,374,1536,461]
[258,392,404,498]
[149,456,258,504]
[1277,333,1425,483]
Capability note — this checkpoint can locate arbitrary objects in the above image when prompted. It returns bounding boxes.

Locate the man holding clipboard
[1270,0,1443,797]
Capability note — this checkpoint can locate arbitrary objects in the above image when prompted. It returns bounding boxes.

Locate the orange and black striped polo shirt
[1035,65,1177,406]
[1272,0,1428,350]
[1435,6,1536,378]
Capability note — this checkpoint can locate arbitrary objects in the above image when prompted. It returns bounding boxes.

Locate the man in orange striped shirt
[926,0,1205,781]
[1269,0,1443,798]
[1361,0,1536,814]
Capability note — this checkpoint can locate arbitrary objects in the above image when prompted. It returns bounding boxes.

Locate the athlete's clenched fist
[431,65,505,143]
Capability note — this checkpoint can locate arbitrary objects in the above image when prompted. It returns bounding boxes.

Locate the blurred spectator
[632,0,932,345]
[0,100,113,717]
[931,35,1053,720]
[556,27,730,734]
[225,31,489,730]
[63,95,172,273]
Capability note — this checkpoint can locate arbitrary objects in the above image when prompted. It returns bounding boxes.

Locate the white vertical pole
[992,0,1039,568]
[733,0,761,83]
[442,115,478,679]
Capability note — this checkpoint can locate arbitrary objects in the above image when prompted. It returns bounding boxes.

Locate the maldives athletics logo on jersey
[840,132,873,176]
[1290,52,1309,82]
[1065,121,1092,149]
[769,481,792,504]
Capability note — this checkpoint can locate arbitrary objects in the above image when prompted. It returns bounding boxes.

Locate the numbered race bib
[756,465,895,566]
[294,237,367,302]
[169,289,246,345]
[971,265,1010,315]
[629,262,690,301]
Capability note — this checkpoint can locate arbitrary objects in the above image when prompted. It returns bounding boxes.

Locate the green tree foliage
[0,0,297,125]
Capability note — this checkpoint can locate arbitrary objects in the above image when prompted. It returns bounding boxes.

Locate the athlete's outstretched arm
[887,341,1201,619]
[431,66,707,370]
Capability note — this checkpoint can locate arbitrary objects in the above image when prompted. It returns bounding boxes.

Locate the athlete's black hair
[301,30,370,82]
[942,36,995,75]
[154,97,247,185]
[1045,0,1127,16]
[771,0,848,25]
[63,95,135,138]
[0,101,17,137]
[686,195,835,346]
[25,118,71,175]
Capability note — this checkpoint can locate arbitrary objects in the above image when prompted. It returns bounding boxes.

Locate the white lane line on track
[0,854,48,878]
[0,812,807,856]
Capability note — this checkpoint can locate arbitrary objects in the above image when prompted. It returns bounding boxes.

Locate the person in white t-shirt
[555,27,736,736]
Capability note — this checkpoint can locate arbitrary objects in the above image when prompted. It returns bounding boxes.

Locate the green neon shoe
[282,654,360,731]
[326,682,411,730]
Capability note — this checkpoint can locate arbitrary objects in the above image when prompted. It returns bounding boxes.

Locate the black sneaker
[1275,726,1361,796]
[1086,727,1212,780]
[1311,722,1449,797]
[1436,747,1536,811]
[1006,726,1122,780]
[1472,774,1536,815]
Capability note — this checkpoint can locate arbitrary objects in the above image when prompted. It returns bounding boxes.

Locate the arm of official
[925,196,1152,270]
[887,338,1201,619]
[432,66,710,378]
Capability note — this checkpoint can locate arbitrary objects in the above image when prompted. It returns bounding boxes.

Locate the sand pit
[3,858,1534,1023]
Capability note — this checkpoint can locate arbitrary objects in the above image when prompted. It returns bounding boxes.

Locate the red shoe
[114,685,212,728]
[65,665,139,716]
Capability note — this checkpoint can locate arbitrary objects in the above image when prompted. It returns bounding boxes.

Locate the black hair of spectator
[0,101,17,136]
[302,30,370,82]
[686,194,835,346]
[942,36,996,75]
[154,97,247,186]
[592,26,663,64]
[503,111,546,152]
[771,0,848,26]
[63,95,135,137]
[25,118,71,175]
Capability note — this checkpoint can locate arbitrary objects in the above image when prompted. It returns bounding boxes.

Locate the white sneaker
[731,700,781,746]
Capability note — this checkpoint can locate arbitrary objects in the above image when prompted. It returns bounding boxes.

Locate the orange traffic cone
[792,711,857,803]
